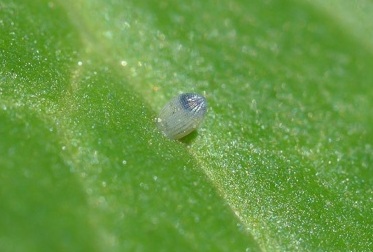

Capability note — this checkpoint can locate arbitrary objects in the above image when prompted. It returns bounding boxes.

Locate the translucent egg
[157,93,208,139]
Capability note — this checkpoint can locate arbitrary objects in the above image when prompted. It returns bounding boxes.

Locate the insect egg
[157,93,208,140]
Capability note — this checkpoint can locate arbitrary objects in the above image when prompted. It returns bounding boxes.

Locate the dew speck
[77,61,83,66]
[103,31,113,39]
[120,60,128,67]
[122,160,127,165]
[123,21,131,28]
[61,146,66,151]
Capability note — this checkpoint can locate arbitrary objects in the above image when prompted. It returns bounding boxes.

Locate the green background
[1,0,372,251]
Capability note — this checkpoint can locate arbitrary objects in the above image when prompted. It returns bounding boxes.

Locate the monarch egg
[157,93,208,140]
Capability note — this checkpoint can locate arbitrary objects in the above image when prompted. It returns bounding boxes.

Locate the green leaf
[1,0,372,251]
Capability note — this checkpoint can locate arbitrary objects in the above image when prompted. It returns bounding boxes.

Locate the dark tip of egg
[179,93,207,113]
